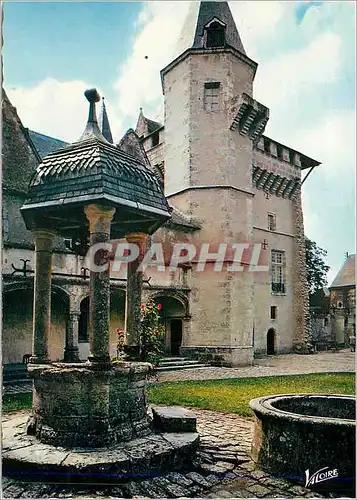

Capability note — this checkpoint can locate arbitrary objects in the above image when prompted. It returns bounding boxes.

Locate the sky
[2,1,356,284]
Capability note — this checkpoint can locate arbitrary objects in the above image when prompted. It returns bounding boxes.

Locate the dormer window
[204,18,226,48]
[152,131,160,147]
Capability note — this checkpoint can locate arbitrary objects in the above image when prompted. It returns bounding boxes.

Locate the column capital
[84,204,116,233]
[31,229,57,251]
[125,232,148,245]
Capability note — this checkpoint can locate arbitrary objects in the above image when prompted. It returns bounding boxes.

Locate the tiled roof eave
[21,193,171,219]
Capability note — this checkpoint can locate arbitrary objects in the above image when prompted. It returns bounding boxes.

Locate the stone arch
[148,290,189,317]
[148,291,189,355]
[267,328,276,355]
[2,283,70,364]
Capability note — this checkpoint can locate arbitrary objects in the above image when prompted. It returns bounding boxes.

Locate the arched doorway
[267,328,276,355]
[170,319,183,356]
[150,295,187,356]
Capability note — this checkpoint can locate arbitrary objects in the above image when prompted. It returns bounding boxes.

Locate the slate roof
[22,89,171,235]
[330,254,356,289]
[168,208,201,230]
[146,118,163,135]
[175,1,246,57]
[26,137,170,217]
[28,130,69,158]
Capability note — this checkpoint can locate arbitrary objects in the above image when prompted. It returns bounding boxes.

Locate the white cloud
[254,32,342,111]
[7,78,122,144]
[287,110,356,177]
[113,1,191,124]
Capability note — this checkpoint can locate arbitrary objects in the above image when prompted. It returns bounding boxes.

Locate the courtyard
[2,351,355,499]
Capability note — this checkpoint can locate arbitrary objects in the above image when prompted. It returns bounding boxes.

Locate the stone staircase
[157,356,209,372]
[2,363,29,385]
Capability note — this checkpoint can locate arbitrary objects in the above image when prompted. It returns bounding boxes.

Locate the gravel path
[154,350,355,383]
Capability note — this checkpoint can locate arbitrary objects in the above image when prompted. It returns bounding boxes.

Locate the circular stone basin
[249,394,355,494]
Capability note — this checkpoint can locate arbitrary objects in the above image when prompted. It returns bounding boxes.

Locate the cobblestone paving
[155,350,355,383]
[3,409,343,499]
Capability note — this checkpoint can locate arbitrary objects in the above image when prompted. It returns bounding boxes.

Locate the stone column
[84,204,116,363]
[30,229,56,364]
[63,310,80,362]
[124,232,148,359]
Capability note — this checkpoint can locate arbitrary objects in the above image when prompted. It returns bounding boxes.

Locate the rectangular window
[204,82,220,112]
[270,306,277,320]
[268,213,276,231]
[271,250,286,294]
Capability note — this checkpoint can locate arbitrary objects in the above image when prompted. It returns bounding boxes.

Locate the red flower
[157,304,162,311]
[140,305,145,310]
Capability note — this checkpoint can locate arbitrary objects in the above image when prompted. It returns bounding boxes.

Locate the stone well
[2,88,200,484]
[249,394,356,495]
[26,362,152,448]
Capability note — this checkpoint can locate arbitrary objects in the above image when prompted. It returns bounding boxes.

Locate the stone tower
[161,1,269,365]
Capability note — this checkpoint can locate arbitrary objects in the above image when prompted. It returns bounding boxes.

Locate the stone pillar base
[63,347,80,362]
[27,361,152,448]
[180,346,254,367]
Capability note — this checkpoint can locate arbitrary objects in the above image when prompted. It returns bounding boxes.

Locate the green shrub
[140,298,165,366]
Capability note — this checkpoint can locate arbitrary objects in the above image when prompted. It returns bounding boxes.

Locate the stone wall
[2,289,66,364]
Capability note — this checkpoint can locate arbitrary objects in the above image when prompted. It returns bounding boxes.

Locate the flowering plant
[140,298,165,365]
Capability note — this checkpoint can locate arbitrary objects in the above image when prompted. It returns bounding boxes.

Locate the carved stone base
[27,361,152,448]
[62,347,80,363]
[3,410,199,484]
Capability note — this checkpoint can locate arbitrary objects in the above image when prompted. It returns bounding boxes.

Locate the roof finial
[78,88,109,143]
[98,95,114,144]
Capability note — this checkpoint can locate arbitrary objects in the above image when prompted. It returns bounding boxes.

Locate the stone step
[159,359,201,366]
[3,378,31,386]
[159,357,187,362]
[2,365,29,382]
[156,363,208,372]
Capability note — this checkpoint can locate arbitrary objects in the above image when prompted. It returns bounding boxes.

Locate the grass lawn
[2,392,32,413]
[3,373,354,417]
[148,372,355,417]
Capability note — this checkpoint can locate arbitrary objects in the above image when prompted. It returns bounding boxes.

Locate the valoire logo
[305,467,339,487]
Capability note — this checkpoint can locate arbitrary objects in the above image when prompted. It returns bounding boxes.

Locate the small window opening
[270,306,277,320]
[268,213,276,231]
[263,138,270,153]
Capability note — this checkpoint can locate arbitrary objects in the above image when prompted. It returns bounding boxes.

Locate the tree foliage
[305,237,330,297]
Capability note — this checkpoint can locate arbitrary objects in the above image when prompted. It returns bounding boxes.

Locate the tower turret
[160,1,269,366]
